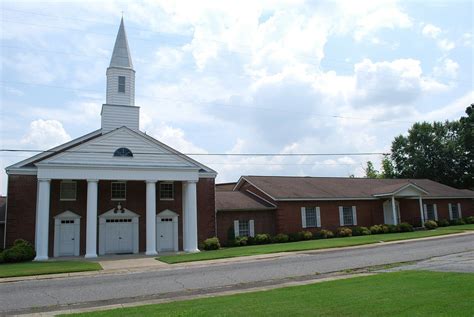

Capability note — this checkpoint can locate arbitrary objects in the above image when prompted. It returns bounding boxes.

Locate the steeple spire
[102,18,138,133]
[109,17,133,69]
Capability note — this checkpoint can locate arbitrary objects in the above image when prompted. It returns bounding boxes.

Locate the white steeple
[101,17,139,133]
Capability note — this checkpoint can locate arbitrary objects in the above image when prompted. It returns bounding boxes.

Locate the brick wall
[5,175,37,248]
[197,178,216,242]
[216,209,276,245]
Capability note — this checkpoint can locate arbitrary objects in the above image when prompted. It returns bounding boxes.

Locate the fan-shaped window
[114,147,133,157]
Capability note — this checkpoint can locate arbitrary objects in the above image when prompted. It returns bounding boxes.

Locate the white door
[59,221,76,256]
[158,218,174,251]
[105,219,133,254]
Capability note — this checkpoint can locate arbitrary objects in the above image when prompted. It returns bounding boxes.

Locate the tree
[388,105,472,189]
[364,161,379,178]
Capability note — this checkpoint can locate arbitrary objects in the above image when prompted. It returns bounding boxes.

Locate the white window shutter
[458,203,462,218]
[301,207,307,228]
[448,203,453,220]
[423,204,428,221]
[249,220,255,237]
[234,220,239,238]
[352,206,357,226]
[316,207,321,228]
[338,206,344,226]
[434,204,438,221]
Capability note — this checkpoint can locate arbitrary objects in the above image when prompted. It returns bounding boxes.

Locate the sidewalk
[2,230,473,284]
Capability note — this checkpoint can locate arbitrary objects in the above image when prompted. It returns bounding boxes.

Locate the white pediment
[100,207,140,218]
[54,210,81,219]
[40,127,197,169]
[157,209,179,217]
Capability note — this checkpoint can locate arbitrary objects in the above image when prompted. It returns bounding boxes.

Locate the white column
[146,180,158,255]
[85,179,98,258]
[184,180,199,253]
[182,182,187,252]
[419,196,425,227]
[391,195,398,225]
[34,178,51,261]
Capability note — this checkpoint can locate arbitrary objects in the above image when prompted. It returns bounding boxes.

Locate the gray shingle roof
[239,176,474,200]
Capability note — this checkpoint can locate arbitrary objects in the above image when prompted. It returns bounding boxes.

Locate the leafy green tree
[388,105,472,189]
[364,161,379,178]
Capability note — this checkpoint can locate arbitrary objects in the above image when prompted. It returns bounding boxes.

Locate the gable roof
[216,191,276,211]
[7,127,216,176]
[235,176,474,200]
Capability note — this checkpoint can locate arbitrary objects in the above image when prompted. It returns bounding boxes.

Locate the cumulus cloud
[21,119,71,149]
[433,58,459,79]
[422,23,442,38]
[421,23,455,52]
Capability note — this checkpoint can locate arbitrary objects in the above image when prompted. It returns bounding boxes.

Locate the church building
[5,18,216,260]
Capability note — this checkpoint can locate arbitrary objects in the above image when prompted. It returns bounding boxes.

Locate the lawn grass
[68,271,474,317]
[438,224,474,230]
[0,261,102,278]
[158,228,464,264]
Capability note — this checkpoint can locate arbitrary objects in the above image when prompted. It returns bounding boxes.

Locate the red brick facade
[216,182,474,241]
[5,176,216,256]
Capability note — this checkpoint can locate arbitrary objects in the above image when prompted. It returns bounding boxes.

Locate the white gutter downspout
[418,196,425,227]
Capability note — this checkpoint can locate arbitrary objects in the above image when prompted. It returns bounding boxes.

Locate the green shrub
[369,225,383,234]
[299,230,313,240]
[202,237,220,250]
[255,233,271,245]
[0,251,4,264]
[272,233,289,243]
[234,236,248,246]
[316,229,334,239]
[397,222,414,232]
[336,227,352,237]
[288,232,302,242]
[2,239,36,263]
[464,216,474,224]
[424,220,438,230]
[246,236,256,245]
[449,218,465,226]
[388,224,400,233]
[381,225,390,233]
[436,219,450,227]
[352,226,371,236]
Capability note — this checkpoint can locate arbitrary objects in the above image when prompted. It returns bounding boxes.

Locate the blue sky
[1,0,473,195]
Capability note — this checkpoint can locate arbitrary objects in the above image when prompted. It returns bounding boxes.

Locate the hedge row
[424,216,474,230]
[202,222,418,250]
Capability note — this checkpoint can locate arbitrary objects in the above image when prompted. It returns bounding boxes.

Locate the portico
[33,164,201,260]
[373,183,429,226]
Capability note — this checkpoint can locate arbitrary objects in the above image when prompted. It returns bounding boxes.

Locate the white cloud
[433,58,459,79]
[422,23,441,38]
[21,119,71,149]
[148,123,207,154]
[421,23,455,52]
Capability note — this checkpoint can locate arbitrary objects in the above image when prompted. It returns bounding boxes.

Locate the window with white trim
[305,207,318,228]
[342,206,354,226]
[111,182,126,200]
[118,76,125,93]
[60,181,76,201]
[426,204,436,220]
[160,182,174,200]
[239,220,250,237]
[451,204,460,220]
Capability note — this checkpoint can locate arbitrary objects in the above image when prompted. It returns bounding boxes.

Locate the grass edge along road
[158,228,469,264]
[67,271,474,317]
[0,261,102,278]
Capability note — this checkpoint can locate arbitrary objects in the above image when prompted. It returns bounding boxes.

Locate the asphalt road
[1,234,473,315]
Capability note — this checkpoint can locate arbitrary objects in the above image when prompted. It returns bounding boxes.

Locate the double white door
[105,220,133,254]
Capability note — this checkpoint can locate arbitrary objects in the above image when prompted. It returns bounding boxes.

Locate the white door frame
[98,207,140,255]
[156,209,179,252]
[383,200,400,225]
[54,210,81,257]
